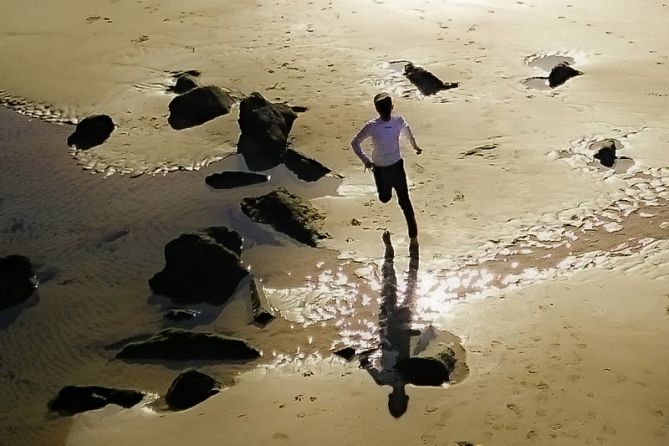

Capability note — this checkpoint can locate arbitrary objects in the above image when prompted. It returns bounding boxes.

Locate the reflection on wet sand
[361,231,420,418]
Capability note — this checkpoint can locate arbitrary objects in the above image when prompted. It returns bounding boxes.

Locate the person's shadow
[361,231,420,418]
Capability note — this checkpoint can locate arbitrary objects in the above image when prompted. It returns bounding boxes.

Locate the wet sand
[1,0,668,445]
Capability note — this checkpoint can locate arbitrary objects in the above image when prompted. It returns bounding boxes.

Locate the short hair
[374,93,393,117]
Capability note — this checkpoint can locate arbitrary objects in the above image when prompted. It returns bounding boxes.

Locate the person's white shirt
[351,115,418,167]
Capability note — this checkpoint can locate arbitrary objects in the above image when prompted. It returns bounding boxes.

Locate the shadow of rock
[66,115,115,150]
[205,171,269,189]
[403,62,459,96]
[283,149,334,182]
[48,386,144,416]
[115,328,261,362]
[168,86,233,130]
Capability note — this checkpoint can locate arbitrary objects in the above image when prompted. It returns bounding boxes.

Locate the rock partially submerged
[166,370,220,410]
[237,92,298,167]
[164,308,200,322]
[48,385,144,416]
[67,115,115,150]
[149,227,247,305]
[241,187,328,246]
[283,149,333,182]
[591,138,619,168]
[548,62,582,88]
[168,86,233,130]
[249,277,275,326]
[205,171,269,189]
[395,347,457,386]
[0,255,38,311]
[116,328,261,361]
[403,62,459,96]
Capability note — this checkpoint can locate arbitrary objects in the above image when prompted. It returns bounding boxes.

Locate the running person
[351,93,421,243]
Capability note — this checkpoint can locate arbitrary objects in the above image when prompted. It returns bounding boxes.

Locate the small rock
[171,73,199,94]
[250,277,275,326]
[0,255,38,311]
[395,347,457,386]
[67,115,115,150]
[548,62,582,88]
[334,347,356,361]
[351,218,361,226]
[165,369,220,410]
[48,386,144,416]
[168,86,233,130]
[403,62,459,96]
[591,138,619,168]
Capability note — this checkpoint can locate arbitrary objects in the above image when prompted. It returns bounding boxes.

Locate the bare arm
[400,118,422,154]
[351,123,373,167]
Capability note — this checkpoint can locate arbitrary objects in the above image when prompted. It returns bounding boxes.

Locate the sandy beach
[0,0,668,445]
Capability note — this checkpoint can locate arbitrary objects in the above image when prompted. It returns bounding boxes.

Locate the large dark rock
[165,369,220,410]
[403,63,459,96]
[241,187,328,246]
[48,385,144,416]
[168,86,233,130]
[283,149,333,182]
[205,171,269,189]
[395,347,456,386]
[591,138,618,168]
[116,328,261,361]
[0,255,37,311]
[149,226,247,305]
[67,115,115,150]
[237,92,298,166]
[548,62,582,88]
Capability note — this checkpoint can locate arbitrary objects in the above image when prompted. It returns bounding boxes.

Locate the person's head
[374,93,393,121]
[388,384,409,418]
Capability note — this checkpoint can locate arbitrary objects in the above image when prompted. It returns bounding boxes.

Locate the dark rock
[237,92,298,166]
[48,386,144,416]
[149,226,247,305]
[249,277,275,326]
[282,149,333,182]
[241,187,328,246]
[168,86,233,130]
[0,255,37,311]
[116,328,261,361]
[205,171,269,189]
[67,115,115,150]
[164,308,200,322]
[591,138,618,168]
[334,347,356,361]
[395,347,457,386]
[165,369,220,410]
[403,62,459,96]
[548,62,582,88]
[171,73,199,94]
